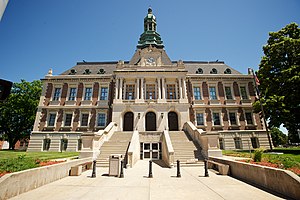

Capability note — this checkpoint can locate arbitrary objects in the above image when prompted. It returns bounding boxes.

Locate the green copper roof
[137,8,164,49]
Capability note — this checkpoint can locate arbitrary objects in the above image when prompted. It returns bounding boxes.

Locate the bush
[253,148,266,162]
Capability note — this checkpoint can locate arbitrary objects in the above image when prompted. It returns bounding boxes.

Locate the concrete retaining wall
[0,157,92,200]
[210,156,300,200]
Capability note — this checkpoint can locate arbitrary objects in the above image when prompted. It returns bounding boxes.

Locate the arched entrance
[145,112,156,131]
[123,112,134,131]
[168,112,179,131]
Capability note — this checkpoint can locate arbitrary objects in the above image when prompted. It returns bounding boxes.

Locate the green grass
[0,150,79,174]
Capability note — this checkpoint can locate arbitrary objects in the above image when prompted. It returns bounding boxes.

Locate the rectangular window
[245,112,253,124]
[193,87,201,100]
[60,139,68,151]
[68,88,77,101]
[219,138,225,150]
[229,112,237,125]
[209,86,217,100]
[251,137,260,148]
[48,113,56,127]
[234,137,242,149]
[53,88,61,101]
[125,84,135,100]
[240,86,248,99]
[97,113,106,127]
[196,113,204,125]
[167,84,176,99]
[146,84,156,100]
[64,114,72,127]
[84,87,92,100]
[100,87,108,100]
[81,114,89,126]
[225,86,233,100]
[213,113,221,125]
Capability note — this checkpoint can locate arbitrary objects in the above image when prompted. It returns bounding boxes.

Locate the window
[213,113,221,125]
[196,113,204,125]
[125,84,135,100]
[68,88,77,101]
[219,138,225,150]
[48,113,56,127]
[60,139,68,151]
[193,87,201,100]
[234,137,242,149]
[229,112,237,125]
[224,86,233,100]
[210,68,218,74]
[84,87,92,100]
[209,86,217,100]
[64,114,72,127]
[77,139,82,151]
[167,84,176,99]
[251,137,260,148]
[146,84,156,100]
[97,113,106,127]
[53,88,61,101]
[81,114,89,126]
[100,87,108,100]
[240,86,248,99]
[43,139,51,151]
[245,112,253,125]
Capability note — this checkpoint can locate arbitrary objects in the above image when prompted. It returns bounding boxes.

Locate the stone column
[175,80,179,99]
[141,78,144,100]
[115,78,119,100]
[178,78,183,99]
[136,78,140,99]
[162,78,166,99]
[119,78,123,100]
[158,78,161,99]
[183,78,187,99]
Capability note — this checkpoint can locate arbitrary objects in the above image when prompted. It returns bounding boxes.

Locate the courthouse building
[27,8,271,166]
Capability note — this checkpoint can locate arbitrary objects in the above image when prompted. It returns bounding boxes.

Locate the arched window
[224,68,232,74]
[210,68,218,74]
[196,68,203,74]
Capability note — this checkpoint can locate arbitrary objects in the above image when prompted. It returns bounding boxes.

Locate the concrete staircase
[169,131,204,166]
[96,131,133,167]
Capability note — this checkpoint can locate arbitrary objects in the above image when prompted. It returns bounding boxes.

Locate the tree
[0,80,42,149]
[270,127,287,147]
[254,22,300,143]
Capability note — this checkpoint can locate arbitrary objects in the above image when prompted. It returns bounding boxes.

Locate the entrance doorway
[145,112,156,131]
[168,112,179,131]
[123,112,134,131]
[140,142,161,160]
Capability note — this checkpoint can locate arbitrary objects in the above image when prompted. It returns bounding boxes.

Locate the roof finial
[148,6,152,13]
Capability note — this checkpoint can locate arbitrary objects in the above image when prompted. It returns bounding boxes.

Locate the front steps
[96,131,133,167]
[169,131,204,166]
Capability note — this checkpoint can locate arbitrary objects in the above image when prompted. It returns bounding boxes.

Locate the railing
[162,130,174,167]
[127,130,140,167]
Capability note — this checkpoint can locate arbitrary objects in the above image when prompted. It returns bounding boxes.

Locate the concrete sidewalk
[10,160,285,200]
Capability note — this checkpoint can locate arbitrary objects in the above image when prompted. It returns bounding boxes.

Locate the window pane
[234,137,242,149]
[69,88,77,100]
[213,113,220,125]
[251,137,260,148]
[84,88,92,100]
[126,84,135,100]
[167,84,176,99]
[209,87,217,100]
[229,112,237,125]
[146,84,156,99]
[219,138,225,150]
[245,112,253,124]
[100,87,108,100]
[97,113,106,127]
[225,86,233,99]
[196,113,204,125]
[64,114,72,126]
[81,114,89,126]
[53,88,61,101]
[240,86,248,99]
[48,114,56,126]
[193,87,201,100]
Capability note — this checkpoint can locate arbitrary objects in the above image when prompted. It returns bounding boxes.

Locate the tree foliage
[0,80,42,149]
[270,127,288,147]
[254,23,300,142]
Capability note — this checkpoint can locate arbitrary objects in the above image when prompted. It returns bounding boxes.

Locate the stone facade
[27,8,271,152]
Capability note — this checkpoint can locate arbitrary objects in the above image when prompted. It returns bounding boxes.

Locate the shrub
[253,148,266,162]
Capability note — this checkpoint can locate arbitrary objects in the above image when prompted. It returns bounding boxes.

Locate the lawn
[0,150,79,176]
[222,147,300,175]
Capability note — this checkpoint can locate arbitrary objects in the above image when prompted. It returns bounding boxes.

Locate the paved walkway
[10,160,284,200]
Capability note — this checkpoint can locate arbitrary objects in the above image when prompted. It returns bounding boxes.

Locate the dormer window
[224,68,232,74]
[83,69,91,74]
[210,68,218,74]
[69,69,77,75]
[97,68,106,74]
[196,68,203,74]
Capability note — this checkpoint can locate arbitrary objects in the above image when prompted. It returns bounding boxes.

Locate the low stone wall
[0,157,92,200]
[210,156,300,200]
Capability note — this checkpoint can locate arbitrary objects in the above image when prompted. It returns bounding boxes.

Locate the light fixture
[161,113,164,118]
[138,113,141,119]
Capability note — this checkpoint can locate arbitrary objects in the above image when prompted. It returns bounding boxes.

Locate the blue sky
[0,0,299,83]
